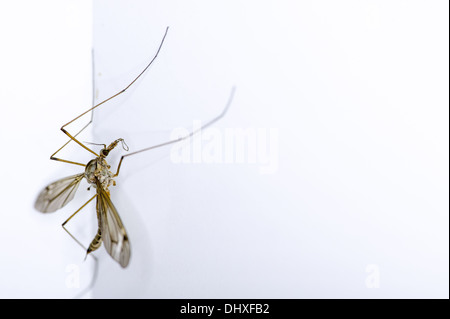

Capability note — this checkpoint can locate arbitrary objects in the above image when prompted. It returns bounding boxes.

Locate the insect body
[34,26,235,271]
[35,138,131,268]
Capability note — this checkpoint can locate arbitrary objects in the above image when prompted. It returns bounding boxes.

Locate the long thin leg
[50,49,98,166]
[61,194,99,298]
[57,27,170,160]
[62,194,97,248]
[114,86,236,177]
[50,121,95,167]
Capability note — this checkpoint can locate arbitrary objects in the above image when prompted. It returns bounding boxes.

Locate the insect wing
[35,173,85,213]
[97,186,130,268]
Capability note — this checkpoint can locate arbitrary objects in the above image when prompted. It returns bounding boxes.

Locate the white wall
[1,0,448,298]
[0,1,93,298]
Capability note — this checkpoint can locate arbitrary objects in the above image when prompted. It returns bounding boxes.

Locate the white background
[0,0,448,298]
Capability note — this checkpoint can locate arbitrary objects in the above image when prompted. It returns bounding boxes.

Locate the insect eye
[101,149,109,157]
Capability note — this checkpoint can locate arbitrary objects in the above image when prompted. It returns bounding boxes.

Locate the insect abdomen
[87,228,102,254]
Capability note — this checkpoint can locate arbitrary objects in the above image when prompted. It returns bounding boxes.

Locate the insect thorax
[85,158,114,191]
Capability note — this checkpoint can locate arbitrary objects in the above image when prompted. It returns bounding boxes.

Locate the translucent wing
[35,173,85,213]
[96,185,131,268]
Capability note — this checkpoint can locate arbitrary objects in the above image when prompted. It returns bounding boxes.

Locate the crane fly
[34,26,235,269]
[35,138,131,267]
